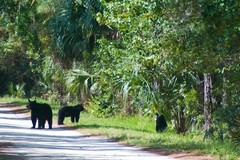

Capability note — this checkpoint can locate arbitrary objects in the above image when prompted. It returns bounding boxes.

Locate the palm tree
[48,0,104,67]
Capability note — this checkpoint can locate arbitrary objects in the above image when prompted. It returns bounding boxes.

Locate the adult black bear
[26,99,53,129]
[58,104,84,125]
[156,113,167,132]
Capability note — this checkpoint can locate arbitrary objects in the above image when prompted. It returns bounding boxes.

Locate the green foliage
[91,0,240,136]
[230,112,240,145]
[14,84,26,98]
[0,0,44,96]
[231,119,240,145]
[212,105,240,142]
[86,95,117,118]
[7,83,26,98]
[66,69,93,94]
[48,0,104,65]
[93,0,167,116]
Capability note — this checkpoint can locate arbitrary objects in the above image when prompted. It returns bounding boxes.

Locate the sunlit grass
[1,97,240,159]
[0,96,27,106]
[75,112,240,159]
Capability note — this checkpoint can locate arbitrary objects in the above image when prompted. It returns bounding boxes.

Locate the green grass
[76,112,240,159]
[1,97,240,160]
[0,96,27,106]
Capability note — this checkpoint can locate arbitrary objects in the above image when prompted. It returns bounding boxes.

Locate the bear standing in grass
[156,113,167,132]
[26,99,53,129]
[58,104,84,125]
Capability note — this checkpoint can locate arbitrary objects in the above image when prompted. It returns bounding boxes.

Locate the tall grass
[1,97,240,159]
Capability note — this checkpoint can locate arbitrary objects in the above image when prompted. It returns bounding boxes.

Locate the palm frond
[48,0,104,62]
[66,69,98,94]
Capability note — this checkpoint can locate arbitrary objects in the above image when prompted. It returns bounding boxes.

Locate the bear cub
[58,104,84,125]
[156,113,167,132]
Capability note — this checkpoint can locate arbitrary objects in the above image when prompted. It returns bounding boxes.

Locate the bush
[86,94,118,118]
[8,83,26,98]
[231,118,240,145]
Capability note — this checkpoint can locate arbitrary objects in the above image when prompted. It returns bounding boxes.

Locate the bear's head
[75,104,84,112]
[26,99,37,110]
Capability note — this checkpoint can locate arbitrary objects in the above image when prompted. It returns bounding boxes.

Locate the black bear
[156,113,167,132]
[58,104,84,125]
[26,99,53,129]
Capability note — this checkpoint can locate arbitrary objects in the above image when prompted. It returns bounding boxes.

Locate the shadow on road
[0,103,171,160]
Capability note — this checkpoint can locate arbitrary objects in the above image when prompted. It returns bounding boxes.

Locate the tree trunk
[78,88,83,104]
[203,73,214,139]
[222,75,227,108]
[176,108,186,134]
[59,82,67,107]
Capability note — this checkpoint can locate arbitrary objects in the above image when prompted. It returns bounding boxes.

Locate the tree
[158,0,240,136]
[91,0,240,136]
[0,0,43,96]
[48,0,104,67]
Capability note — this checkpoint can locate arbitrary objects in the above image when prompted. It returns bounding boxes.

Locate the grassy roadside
[1,97,240,160]
[75,112,240,160]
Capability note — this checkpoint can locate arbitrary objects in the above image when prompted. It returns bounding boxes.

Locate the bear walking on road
[26,99,53,129]
[58,104,84,125]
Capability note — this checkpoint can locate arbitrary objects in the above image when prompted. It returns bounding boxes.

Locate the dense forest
[0,0,240,144]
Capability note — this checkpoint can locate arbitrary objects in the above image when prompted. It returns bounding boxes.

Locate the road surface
[0,103,175,160]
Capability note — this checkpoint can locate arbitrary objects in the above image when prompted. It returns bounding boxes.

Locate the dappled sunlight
[0,103,174,160]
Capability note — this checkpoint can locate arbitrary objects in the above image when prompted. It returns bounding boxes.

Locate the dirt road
[0,103,174,160]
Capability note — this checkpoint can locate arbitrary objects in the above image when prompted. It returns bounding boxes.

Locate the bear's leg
[42,119,46,129]
[31,115,37,129]
[58,116,62,125]
[58,115,64,125]
[76,114,80,123]
[58,111,64,125]
[38,117,45,129]
[48,118,53,129]
[71,116,75,123]
[37,118,42,129]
